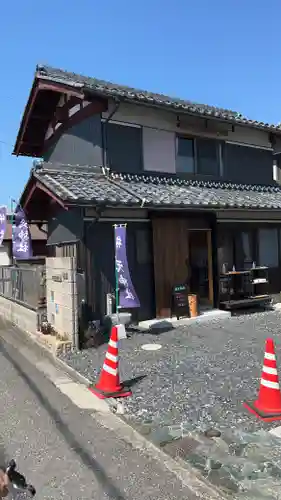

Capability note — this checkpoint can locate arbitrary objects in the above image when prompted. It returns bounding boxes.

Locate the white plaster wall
[104,100,272,149]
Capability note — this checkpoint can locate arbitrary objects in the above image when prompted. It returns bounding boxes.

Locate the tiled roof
[32,162,281,210]
[110,172,281,209]
[36,65,281,134]
[33,163,138,206]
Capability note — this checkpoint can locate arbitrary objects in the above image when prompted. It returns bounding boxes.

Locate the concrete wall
[0,244,11,266]
[46,257,78,346]
[0,295,38,334]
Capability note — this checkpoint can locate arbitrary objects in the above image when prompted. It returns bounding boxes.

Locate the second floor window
[176,136,222,176]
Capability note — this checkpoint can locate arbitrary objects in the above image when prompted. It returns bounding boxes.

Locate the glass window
[217,229,234,273]
[274,156,281,183]
[176,137,195,173]
[258,228,279,268]
[197,138,220,176]
[235,232,253,270]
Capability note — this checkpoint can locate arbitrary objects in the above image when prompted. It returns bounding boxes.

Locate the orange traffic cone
[244,338,281,421]
[89,326,132,399]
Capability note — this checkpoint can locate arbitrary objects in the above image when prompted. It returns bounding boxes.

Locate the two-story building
[12,64,281,322]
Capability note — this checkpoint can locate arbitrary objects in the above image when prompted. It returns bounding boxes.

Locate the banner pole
[115,251,119,322]
[10,198,14,264]
[114,223,131,322]
[113,224,120,323]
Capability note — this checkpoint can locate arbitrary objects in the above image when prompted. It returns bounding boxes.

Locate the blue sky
[0,0,280,207]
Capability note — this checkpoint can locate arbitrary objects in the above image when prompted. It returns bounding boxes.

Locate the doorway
[188,229,214,306]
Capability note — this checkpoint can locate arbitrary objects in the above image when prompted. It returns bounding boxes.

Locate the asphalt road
[0,332,199,500]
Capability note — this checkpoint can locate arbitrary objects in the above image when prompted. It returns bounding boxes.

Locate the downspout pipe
[102,98,121,171]
[79,99,120,345]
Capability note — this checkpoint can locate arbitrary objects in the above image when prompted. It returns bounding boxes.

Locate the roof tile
[32,162,281,210]
[33,163,139,205]
[110,172,281,209]
[36,65,281,134]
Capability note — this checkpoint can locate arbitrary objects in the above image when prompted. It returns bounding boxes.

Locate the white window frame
[176,135,224,176]
[225,140,272,151]
[101,118,141,129]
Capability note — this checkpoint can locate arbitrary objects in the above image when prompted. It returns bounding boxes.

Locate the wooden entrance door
[152,217,189,318]
[188,229,214,306]
[152,216,214,318]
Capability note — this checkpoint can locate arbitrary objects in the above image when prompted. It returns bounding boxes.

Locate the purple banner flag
[114,225,140,309]
[12,205,33,259]
[0,206,7,246]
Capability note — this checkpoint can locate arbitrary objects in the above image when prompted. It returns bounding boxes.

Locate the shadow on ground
[122,375,147,388]
[128,320,175,336]
[0,340,125,500]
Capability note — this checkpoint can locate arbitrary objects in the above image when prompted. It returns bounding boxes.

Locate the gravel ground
[61,309,281,434]
[0,333,198,499]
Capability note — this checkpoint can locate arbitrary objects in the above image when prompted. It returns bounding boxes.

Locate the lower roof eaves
[26,162,281,211]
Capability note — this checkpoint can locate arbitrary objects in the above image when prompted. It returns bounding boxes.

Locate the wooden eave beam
[13,77,86,156]
[37,182,68,209]
[13,79,40,156]
[30,114,53,121]
[37,80,85,99]
[22,180,67,212]
[44,99,107,151]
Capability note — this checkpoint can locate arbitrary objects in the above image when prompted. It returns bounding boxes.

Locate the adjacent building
[0,214,47,266]
[12,64,281,321]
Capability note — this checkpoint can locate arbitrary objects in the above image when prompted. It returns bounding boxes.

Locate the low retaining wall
[0,294,38,335]
[0,294,72,356]
[0,295,38,334]
[30,330,73,356]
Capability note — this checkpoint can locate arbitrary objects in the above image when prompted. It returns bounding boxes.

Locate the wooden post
[207,230,214,306]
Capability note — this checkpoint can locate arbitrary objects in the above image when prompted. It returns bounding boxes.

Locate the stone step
[129,420,281,497]
[163,426,281,497]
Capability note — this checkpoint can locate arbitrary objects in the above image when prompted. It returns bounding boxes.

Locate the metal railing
[0,265,46,309]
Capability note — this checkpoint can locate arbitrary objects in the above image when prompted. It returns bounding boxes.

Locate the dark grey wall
[48,208,83,246]
[104,122,143,173]
[44,115,103,166]
[43,111,274,184]
[85,221,155,321]
[224,143,273,185]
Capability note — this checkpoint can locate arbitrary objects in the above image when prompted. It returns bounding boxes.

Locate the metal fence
[0,265,46,309]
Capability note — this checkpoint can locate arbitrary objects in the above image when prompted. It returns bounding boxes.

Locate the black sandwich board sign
[171,284,190,320]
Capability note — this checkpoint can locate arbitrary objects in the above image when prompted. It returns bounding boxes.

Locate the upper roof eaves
[36,64,281,134]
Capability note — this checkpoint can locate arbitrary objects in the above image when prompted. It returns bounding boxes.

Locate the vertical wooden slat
[207,230,214,306]
[152,216,189,318]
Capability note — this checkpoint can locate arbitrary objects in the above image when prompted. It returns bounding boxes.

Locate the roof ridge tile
[109,171,281,193]
[31,165,281,209]
[34,64,281,133]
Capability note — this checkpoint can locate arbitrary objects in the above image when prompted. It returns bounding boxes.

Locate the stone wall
[46,257,79,347]
[0,295,38,334]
